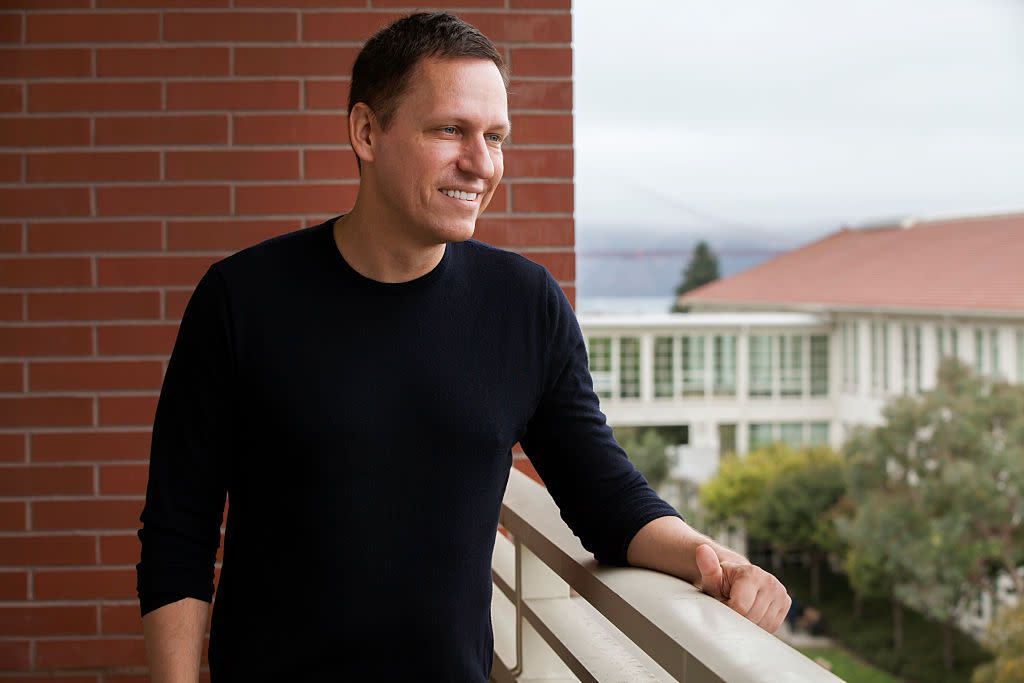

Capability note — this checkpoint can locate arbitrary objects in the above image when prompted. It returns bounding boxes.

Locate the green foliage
[670,240,720,312]
[834,495,898,600]
[699,442,800,524]
[750,447,845,554]
[973,603,1024,683]
[699,442,843,546]
[837,358,1024,669]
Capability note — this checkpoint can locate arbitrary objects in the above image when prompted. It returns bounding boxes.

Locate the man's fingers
[709,562,792,632]
[704,560,792,633]
[744,590,772,626]
[756,600,783,632]
[773,594,793,631]
[752,590,791,632]
[725,575,758,616]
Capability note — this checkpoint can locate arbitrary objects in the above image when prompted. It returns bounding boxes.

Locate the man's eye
[441,126,458,134]
[487,134,504,144]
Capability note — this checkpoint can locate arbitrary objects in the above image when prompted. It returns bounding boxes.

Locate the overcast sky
[573,0,1024,247]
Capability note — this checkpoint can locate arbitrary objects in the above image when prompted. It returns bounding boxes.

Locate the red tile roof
[680,211,1024,317]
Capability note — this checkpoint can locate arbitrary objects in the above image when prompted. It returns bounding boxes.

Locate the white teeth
[441,189,478,201]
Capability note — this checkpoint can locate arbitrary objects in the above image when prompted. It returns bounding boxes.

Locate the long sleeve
[136,264,235,617]
[519,270,682,566]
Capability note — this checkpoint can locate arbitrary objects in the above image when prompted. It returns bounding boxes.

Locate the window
[749,423,774,450]
[779,335,803,397]
[842,322,850,390]
[713,335,736,396]
[975,328,985,376]
[619,336,640,399]
[682,335,706,397]
[654,336,674,398]
[809,422,830,445]
[970,327,1003,379]
[587,337,612,399]
[810,335,829,396]
[937,325,960,362]
[902,324,910,394]
[1017,330,1024,383]
[718,423,737,456]
[990,329,1000,378]
[870,322,889,394]
[748,421,830,448]
[749,335,773,398]
[854,322,860,391]
[780,423,804,447]
[915,325,922,390]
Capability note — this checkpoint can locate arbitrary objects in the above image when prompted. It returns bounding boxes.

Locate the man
[136,12,789,682]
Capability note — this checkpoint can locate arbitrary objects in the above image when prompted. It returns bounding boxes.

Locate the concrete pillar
[640,334,654,402]
[857,318,871,398]
[889,321,902,396]
[920,322,939,391]
[737,329,749,401]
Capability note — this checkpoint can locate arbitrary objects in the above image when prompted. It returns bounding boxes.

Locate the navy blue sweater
[136,216,681,681]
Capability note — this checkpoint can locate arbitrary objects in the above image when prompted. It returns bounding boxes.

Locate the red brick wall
[0,2,572,678]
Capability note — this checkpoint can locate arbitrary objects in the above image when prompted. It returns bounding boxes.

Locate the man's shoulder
[212,219,329,279]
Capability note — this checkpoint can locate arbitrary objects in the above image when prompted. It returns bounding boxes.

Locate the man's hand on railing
[694,543,791,633]
[626,516,792,634]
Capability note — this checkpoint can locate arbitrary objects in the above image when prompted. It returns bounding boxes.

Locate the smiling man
[136,11,789,683]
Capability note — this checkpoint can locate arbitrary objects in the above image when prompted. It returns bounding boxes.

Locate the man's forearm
[626,515,749,583]
[142,596,209,683]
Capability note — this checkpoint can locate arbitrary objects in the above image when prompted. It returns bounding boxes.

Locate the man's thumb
[695,544,723,598]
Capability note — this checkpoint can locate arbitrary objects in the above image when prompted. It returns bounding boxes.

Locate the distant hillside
[576,229,783,298]
[578,251,777,298]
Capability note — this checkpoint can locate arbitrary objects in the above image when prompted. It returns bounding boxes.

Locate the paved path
[774,621,835,648]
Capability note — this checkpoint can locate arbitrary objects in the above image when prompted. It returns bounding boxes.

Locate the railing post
[510,537,573,680]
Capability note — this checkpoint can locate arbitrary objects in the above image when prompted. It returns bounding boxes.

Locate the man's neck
[331,203,446,284]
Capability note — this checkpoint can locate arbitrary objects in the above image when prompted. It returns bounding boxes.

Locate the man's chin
[420,217,476,244]
[447,220,477,243]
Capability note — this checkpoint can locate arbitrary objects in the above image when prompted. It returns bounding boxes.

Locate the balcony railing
[490,469,843,682]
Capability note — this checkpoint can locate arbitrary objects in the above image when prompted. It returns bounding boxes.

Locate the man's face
[367,56,509,245]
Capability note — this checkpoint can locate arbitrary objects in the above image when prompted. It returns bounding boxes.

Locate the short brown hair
[348,11,509,131]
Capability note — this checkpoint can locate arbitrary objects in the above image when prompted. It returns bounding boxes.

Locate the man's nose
[457,135,496,180]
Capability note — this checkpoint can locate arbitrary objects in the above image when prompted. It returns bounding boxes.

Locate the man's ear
[348,102,377,165]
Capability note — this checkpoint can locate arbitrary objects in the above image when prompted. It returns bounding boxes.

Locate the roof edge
[686,300,1024,321]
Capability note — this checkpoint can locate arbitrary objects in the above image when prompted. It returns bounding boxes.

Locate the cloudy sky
[573,0,1024,248]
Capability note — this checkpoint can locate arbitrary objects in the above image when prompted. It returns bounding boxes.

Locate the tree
[751,446,846,601]
[699,442,802,525]
[670,240,720,312]
[839,358,1024,672]
[972,602,1024,683]
[833,490,906,649]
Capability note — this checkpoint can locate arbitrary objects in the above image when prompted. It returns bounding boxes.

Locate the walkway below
[775,621,834,648]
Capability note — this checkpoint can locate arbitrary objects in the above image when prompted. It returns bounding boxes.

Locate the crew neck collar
[322,215,452,294]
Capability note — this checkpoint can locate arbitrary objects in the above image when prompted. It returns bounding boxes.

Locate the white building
[580,210,1024,465]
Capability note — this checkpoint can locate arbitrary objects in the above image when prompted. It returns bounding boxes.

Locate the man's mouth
[439,188,480,201]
